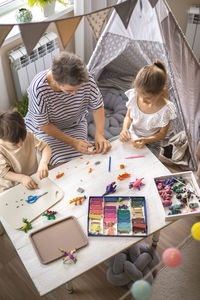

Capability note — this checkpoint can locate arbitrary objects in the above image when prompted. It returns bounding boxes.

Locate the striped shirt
[25,70,103,165]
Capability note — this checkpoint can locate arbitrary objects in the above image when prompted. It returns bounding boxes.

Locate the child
[0,111,52,192]
[119,60,177,153]
[196,141,200,178]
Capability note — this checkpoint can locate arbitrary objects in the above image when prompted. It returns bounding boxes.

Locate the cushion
[87,88,128,141]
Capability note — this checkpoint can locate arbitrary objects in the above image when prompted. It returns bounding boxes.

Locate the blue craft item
[102,182,116,197]
[104,198,117,202]
[119,204,128,209]
[118,217,130,221]
[117,210,130,217]
[169,204,182,210]
[118,225,132,232]
[117,213,130,218]
[26,192,48,204]
[117,209,131,232]
[108,156,111,172]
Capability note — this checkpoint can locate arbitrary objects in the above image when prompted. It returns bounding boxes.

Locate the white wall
[0,37,21,111]
[166,0,200,34]
[0,0,198,111]
[0,12,74,112]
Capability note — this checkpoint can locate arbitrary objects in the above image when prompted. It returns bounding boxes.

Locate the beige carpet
[150,238,200,300]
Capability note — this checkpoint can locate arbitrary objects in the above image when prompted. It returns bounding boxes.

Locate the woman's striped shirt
[25,70,103,165]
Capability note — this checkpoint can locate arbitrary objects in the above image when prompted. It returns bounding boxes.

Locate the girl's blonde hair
[133,60,167,95]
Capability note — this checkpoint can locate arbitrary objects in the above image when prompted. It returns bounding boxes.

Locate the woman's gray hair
[51,52,89,86]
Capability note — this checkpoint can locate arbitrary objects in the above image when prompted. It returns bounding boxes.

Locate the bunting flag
[55,16,82,49]
[0,0,140,53]
[86,8,111,40]
[19,21,50,55]
[114,0,137,29]
[0,25,13,47]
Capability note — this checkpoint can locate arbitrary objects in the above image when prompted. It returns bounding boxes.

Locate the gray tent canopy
[87,0,200,170]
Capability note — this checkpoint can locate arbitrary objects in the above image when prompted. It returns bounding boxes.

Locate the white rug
[150,238,200,300]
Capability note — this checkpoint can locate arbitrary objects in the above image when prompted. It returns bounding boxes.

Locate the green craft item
[131,200,144,207]
[42,210,57,220]
[118,197,124,202]
[20,218,32,233]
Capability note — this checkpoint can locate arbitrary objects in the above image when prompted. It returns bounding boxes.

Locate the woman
[25,51,111,166]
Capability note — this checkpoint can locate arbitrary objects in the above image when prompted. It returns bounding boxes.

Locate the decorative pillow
[87,88,128,141]
[106,242,160,287]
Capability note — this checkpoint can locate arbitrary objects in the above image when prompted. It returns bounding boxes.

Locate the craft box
[88,196,148,237]
[154,171,200,221]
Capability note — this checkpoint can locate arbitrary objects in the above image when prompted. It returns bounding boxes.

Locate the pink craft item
[125,155,144,159]
[104,218,117,223]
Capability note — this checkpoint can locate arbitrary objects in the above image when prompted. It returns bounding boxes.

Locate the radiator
[8,32,60,101]
[186,5,200,62]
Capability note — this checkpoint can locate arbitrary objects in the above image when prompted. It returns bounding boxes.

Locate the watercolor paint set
[154,171,200,221]
[88,196,148,237]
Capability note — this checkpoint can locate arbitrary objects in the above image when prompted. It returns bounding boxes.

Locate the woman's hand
[132,138,146,148]
[74,139,96,154]
[21,175,38,189]
[95,134,112,154]
[119,129,131,142]
[38,161,49,180]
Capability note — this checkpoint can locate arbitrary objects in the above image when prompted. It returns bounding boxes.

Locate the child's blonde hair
[133,60,167,95]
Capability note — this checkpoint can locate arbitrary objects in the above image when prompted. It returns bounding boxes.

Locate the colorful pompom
[162,248,182,267]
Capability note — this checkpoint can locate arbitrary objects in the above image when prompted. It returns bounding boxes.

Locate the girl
[119,60,177,153]
[0,111,52,192]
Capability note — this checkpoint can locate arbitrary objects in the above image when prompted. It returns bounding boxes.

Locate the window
[0,0,23,15]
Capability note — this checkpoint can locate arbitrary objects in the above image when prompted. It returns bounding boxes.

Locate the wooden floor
[0,165,199,300]
[0,216,198,300]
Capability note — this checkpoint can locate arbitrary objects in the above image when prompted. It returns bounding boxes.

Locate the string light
[118,222,200,300]
[131,280,152,300]
[162,248,182,268]
[191,222,200,241]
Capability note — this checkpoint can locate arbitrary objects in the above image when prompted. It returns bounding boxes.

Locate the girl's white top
[125,89,177,137]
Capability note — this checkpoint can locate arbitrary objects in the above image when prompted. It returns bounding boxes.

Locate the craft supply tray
[154,171,200,221]
[30,216,88,264]
[88,196,148,237]
[0,176,64,229]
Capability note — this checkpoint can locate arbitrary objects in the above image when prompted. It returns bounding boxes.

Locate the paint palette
[154,171,200,221]
[88,196,148,237]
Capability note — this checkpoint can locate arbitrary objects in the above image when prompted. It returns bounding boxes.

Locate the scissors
[26,192,48,204]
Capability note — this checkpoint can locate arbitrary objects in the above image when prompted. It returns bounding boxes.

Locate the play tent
[87,0,200,169]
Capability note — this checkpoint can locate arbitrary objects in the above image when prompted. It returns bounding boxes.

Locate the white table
[0,139,171,296]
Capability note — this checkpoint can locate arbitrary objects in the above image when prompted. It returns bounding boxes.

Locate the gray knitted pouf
[106,242,160,287]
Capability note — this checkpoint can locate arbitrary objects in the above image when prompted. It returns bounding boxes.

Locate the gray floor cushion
[87,88,128,141]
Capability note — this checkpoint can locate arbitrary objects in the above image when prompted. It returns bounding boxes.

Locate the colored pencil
[108,156,111,172]
[125,155,144,159]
